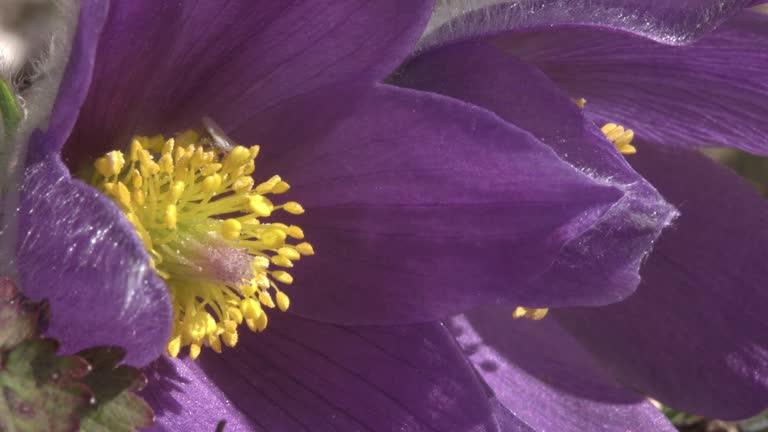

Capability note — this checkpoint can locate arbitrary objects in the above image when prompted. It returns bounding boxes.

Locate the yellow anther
[573,97,587,109]
[258,291,275,308]
[200,163,222,176]
[257,313,268,331]
[232,176,254,193]
[189,343,202,360]
[283,202,305,215]
[252,256,270,270]
[208,336,222,353]
[170,181,185,201]
[130,139,143,162]
[601,123,637,155]
[286,225,304,239]
[222,331,238,347]
[240,280,257,297]
[512,307,549,320]
[114,182,132,208]
[94,151,126,177]
[255,175,281,194]
[247,195,273,217]
[221,219,242,241]
[260,229,286,248]
[240,298,262,320]
[271,255,293,268]
[131,169,143,188]
[278,247,301,261]
[167,336,181,358]
[164,204,177,229]
[272,181,290,194]
[276,291,290,312]
[159,153,174,174]
[227,307,243,324]
[162,137,175,155]
[272,271,293,285]
[222,320,238,333]
[296,242,315,256]
[132,189,146,206]
[201,174,222,194]
[248,145,260,158]
[223,146,252,168]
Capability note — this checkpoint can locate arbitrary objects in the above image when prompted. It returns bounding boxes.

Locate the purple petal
[491,10,768,155]
[419,0,753,53]
[27,0,108,162]
[395,42,676,308]
[143,316,496,432]
[17,155,171,367]
[490,399,535,432]
[556,145,768,419]
[63,0,434,163]
[239,82,622,324]
[451,306,676,432]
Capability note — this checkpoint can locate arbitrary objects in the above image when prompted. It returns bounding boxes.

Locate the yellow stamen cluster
[601,123,637,155]
[512,307,549,321]
[571,97,637,155]
[90,130,313,360]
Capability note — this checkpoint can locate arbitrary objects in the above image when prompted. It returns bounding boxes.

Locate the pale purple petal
[17,156,171,366]
[238,83,622,324]
[63,0,434,163]
[395,42,676,307]
[419,0,753,53]
[490,399,535,432]
[492,10,768,155]
[143,316,496,432]
[556,145,768,419]
[451,306,676,432]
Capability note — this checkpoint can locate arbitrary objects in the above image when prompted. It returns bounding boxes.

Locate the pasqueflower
[387,0,768,429]
[15,0,766,431]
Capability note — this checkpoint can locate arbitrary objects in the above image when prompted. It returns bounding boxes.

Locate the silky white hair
[0,0,79,278]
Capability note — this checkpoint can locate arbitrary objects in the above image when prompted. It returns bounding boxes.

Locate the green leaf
[0,279,154,431]
[0,339,93,432]
[0,278,44,350]
[77,347,154,432]
[0,79,22,140]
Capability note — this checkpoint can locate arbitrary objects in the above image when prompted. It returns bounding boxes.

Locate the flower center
[87,126,313,360]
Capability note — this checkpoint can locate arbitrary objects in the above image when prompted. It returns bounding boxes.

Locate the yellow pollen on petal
[87,124,313,359]
[601,122,637,155]
[512,307,549,321]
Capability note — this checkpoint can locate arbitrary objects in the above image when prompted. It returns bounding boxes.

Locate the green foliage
[0,278,154,431]
[0,79,22,140]
[78,347,153,432]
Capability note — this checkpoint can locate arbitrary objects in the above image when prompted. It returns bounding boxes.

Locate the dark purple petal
[143,316,497,432]
[451,306,676,432]
[419,0,753,53]
[492,10,768,155]
[28,0,108,162]
[556,145,768,419]
[17,155,171,366]
[240,82,622,324]
[63,0,434,164]
[396,42,676,308]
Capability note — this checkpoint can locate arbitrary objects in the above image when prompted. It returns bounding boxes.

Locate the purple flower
[14,1,765,431]
[389,0,768,429]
